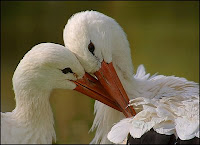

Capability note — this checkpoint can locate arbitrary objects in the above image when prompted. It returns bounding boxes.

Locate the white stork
[1,43,119,144]
[63,10,199,144]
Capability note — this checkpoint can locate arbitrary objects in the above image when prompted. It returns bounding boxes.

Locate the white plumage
[1,43,85,144]
[63,10,199,144]
[108,65,199,143]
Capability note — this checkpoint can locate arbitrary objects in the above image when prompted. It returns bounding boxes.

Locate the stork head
[63,10,133,78]
[63,11,136,117]
[13,43,120,111]
[13,43,84,92]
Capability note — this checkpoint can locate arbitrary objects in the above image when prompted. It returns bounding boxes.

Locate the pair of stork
[1,11,199,144]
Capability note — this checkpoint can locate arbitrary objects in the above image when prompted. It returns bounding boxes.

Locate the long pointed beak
[72,73,121,112]
[94,61,136,117]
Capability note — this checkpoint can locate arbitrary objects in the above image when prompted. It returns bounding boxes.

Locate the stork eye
[88,40,95,55]
[61,67,73,74]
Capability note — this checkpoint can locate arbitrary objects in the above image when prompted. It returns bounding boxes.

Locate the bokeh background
[1,1,199,144]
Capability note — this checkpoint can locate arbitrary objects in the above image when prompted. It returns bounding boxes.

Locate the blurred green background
[1,1,199,144]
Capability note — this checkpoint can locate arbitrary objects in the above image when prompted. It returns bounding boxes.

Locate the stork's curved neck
[105,23,140,99]
[12,88,55,133]
[113,60,140,100]
[4,87,56,143]
[110,34,140,99]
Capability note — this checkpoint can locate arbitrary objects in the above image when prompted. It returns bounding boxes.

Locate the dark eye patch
[61,67,73,74]
[88,40,95,55]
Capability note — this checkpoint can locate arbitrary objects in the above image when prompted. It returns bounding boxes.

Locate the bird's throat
[13,89,54,127]
[8,88,56,143]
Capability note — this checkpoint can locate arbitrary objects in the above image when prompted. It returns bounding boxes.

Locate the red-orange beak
[72,73,121,112]
[94,61,136,118]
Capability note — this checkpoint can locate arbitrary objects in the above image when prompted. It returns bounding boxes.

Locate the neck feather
[11,88,56,142]
[13,89,53,122]
[114,62,141,100]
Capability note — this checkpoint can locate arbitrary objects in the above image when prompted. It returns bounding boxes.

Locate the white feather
[63,10,199,144]
[108,67,199,143]
[90,101,124,144]
[1,43,84,144]
[107,118,132,144]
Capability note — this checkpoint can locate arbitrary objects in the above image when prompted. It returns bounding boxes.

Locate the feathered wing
[107,65,199,144]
